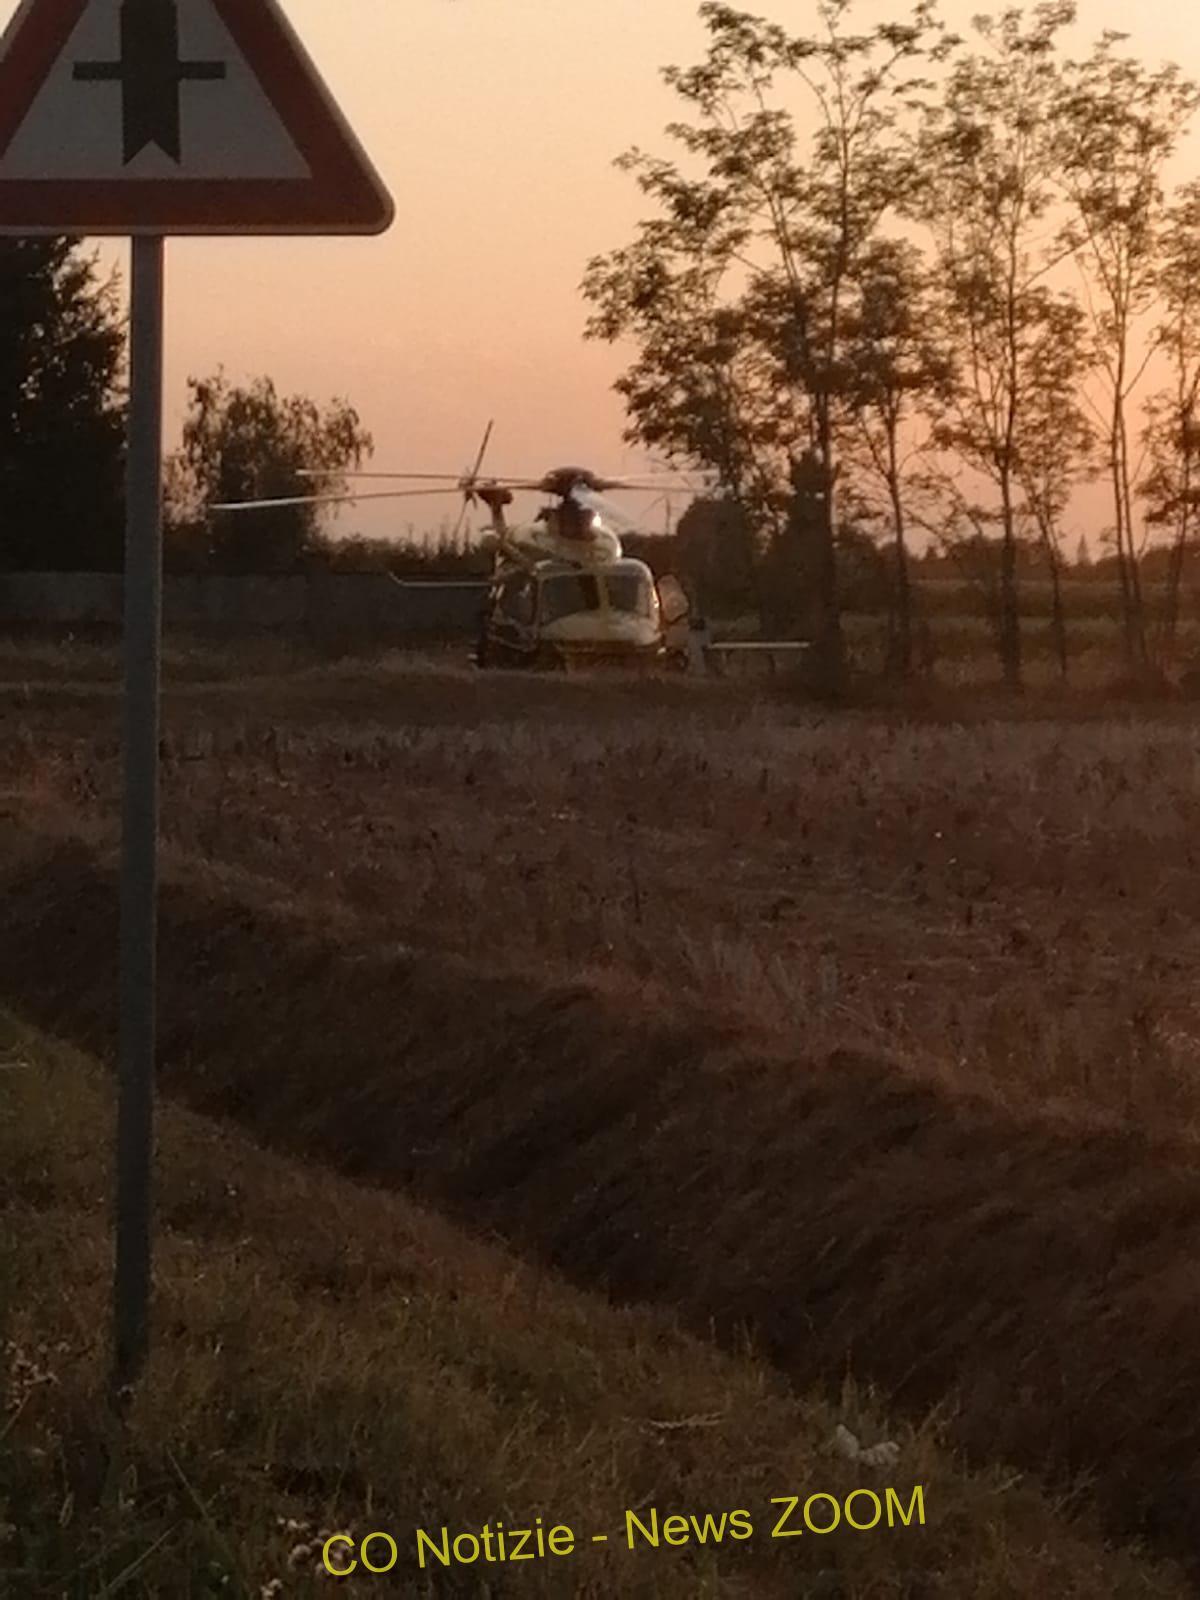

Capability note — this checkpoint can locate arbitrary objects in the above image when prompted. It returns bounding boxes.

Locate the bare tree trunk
[1161,402,1194,663]
[998,473,1022,691]
[1163,517,1189,659]
[810,406,845,692]
[738,512,769,632]
[1111,439,1134,662]
[1043,521,1069,680]
[887,427,913,680]
[1110,358,1149,672]
[1119,415,1148,670]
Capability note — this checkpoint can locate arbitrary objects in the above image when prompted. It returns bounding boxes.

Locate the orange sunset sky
[3,0,1199,541]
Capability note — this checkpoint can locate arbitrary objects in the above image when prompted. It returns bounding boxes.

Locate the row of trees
[0,239,371,576]
[7,0,1200,694]
[583,1,1200,687]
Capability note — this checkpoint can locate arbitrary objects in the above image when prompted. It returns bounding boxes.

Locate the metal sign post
[0,0,393,1400]
[113,233,164,1396]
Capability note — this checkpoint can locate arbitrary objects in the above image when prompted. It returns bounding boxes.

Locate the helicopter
[211,423,705,670]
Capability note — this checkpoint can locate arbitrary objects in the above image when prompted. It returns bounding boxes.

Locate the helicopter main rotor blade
[455,419,496,538]
[570,483,639,534]
[299,468,621,491]
[297,470,478,482]
[465,419,495,485]
[588,477,713,493]
[297,467,537,486]
[210,487,464,512]
[291,464,717,492]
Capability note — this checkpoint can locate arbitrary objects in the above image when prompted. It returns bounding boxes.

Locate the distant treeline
[12,1,1200,689]
[313,506,1200,615]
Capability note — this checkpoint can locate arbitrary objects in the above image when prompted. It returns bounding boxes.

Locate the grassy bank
[5,836,1200,1579]
[2,1014,1183,1598]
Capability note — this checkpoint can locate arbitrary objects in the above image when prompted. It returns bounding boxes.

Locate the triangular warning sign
[0,0,394,234]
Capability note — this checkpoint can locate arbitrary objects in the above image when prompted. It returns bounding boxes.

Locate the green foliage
[0,240,125,572]
[841,240,951,674]
[906,4,1085,686]
[167,371,372,573]
[588,3,1200,686]
[584,0,947,667]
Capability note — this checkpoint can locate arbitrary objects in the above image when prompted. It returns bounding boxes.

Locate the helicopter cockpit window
[539,573,601,623]
[603,573,654,619]
[498,575,536,626]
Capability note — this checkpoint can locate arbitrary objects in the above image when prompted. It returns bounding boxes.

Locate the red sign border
[0,0,395,234]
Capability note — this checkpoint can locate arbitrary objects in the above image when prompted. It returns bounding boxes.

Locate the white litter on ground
[832,1424,901,1469]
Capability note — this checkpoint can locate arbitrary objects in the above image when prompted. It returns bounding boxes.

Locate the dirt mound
[5,830,1200,1568]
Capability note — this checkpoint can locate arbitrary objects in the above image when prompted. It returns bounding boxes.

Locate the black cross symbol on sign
[74,0,227,165]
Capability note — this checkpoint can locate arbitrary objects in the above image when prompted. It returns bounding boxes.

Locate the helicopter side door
[656,573,693,663]
[487,571,539,664]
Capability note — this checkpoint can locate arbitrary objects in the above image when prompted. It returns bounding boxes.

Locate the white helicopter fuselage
[481,515,675,665]
[536,558,663,652]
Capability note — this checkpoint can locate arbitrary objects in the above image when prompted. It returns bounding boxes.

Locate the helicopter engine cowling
[502,514,622,570]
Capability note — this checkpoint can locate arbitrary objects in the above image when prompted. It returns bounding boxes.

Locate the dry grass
[7,839,1200,1566]
[3,1013,1184,1598]
[6,643,1199,1139]
[6,641,1200,1578]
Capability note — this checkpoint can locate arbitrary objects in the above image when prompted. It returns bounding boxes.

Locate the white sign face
[0,0,394,235]
[0,0,309,182]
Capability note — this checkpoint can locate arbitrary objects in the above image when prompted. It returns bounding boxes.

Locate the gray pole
[113,234,165,1399]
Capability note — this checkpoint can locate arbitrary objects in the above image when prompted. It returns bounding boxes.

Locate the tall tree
[583,248,783,623]
[910,3,1078,689]
[842,239,950,677]
[584,0,945,684]
[0,239,125,572]
[1140,180,1200,661]
[167,371,372,573]
[1013,295,1094,679]
[1054,36,1200,671]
